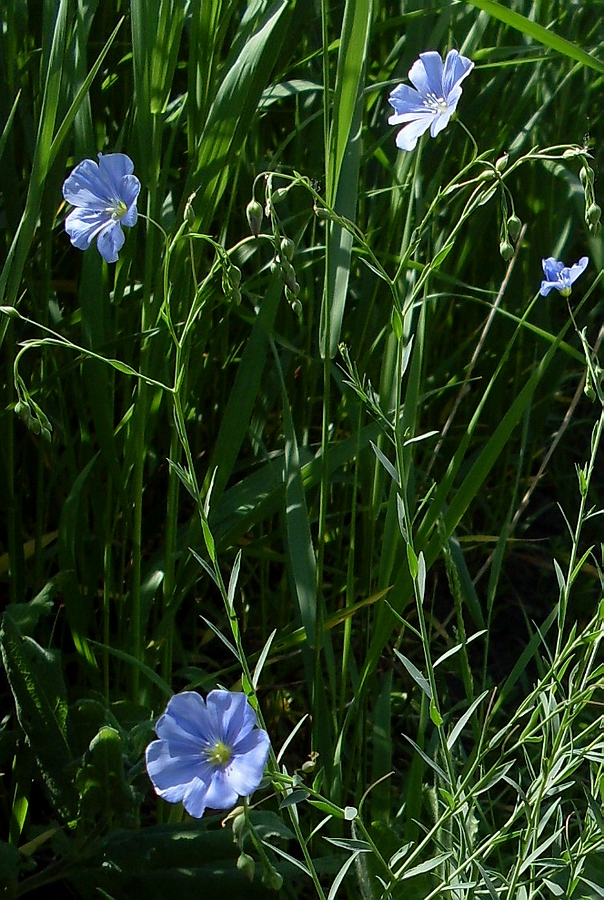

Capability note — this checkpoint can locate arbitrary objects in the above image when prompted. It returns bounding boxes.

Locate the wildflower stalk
[555,312,604,653]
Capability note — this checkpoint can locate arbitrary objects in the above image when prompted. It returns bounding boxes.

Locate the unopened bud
[237,853,255,882]
[14,400,30,421]
[507,214,522,242]
[285,285,300,305]
[271,187,288,204]
[280,237,295,261]
[0,305,19,319]
[495,153,509,173]
[281,260,297,292]
[587,203,601,228]
[228,265,242,288]
[579,165,594,186]
[499,240,514,261]
[246,199,263,237]
[262,870,284,891]
[230,810,246,839]
[314,205,331,220]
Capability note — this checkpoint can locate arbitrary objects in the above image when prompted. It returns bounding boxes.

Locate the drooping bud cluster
[246,174,306,315]
[222,260,242,305]
[497,172,522,262]
[14,393,52,442]
[579,158,600,234]
[271,237,301,314]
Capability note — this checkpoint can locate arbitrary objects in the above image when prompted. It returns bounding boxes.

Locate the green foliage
[1,0,604,897]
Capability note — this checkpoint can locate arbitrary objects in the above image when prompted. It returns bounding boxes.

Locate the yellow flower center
[207,740,232,766]
[109,199,128,221]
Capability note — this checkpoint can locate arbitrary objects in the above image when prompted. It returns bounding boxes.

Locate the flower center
[557,272,572,296]
[206,740,232,766]
[108,199,128,221]
[423,91,449,115]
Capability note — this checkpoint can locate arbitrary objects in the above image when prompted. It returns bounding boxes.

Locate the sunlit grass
[1,1,603,897]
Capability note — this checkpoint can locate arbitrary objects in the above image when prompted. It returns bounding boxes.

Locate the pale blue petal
[568,256,589,283]
[64,207,107,249]
[409,52,443,97]
[395,115,433,151]
[97,220,125,263]
[97,152,135,196]
[430,111,453,138]
[156,691,211,743]
[444,83,463,113]
[228,730,271,796]
[181,778,212,818]
[442,49,474,97]
[205,691,258,745]
[194,770,239,812]
[63,158,112,209]
[388,83,426,116]
[146,741,197,801]
[542,257,564,281]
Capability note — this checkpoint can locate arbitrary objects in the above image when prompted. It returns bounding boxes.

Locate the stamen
[108,200,128,221]
[423,91,449,115]
[206,740,232,766]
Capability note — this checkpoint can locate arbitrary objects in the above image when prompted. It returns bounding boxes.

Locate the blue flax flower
[388,49,474,151]
[146,690,270,818]
[62,153,140,263]
[539,256,589,297]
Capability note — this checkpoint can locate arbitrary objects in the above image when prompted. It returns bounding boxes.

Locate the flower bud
[262,869,284,891]
[280,237,295,261]
[314,205,332,220]
[0,305,20,319]
[507,214,522,242]
[499,240,514,261]
[246,199,263,237]
[271,187,289,204]
[230,809,246,840]
[285,285,300,305]
[237,853,255,882]
[495,153,509,173]
[579,165,594,186]
[281,260,297,291]
[14,400,30,421]
[228,265,242,288]
[586,203,601,228]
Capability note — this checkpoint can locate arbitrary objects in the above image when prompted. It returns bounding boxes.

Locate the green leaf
[0,611,78,819]
[76,726,136,826]
[69,822,276,899]
[466,0,604,74]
